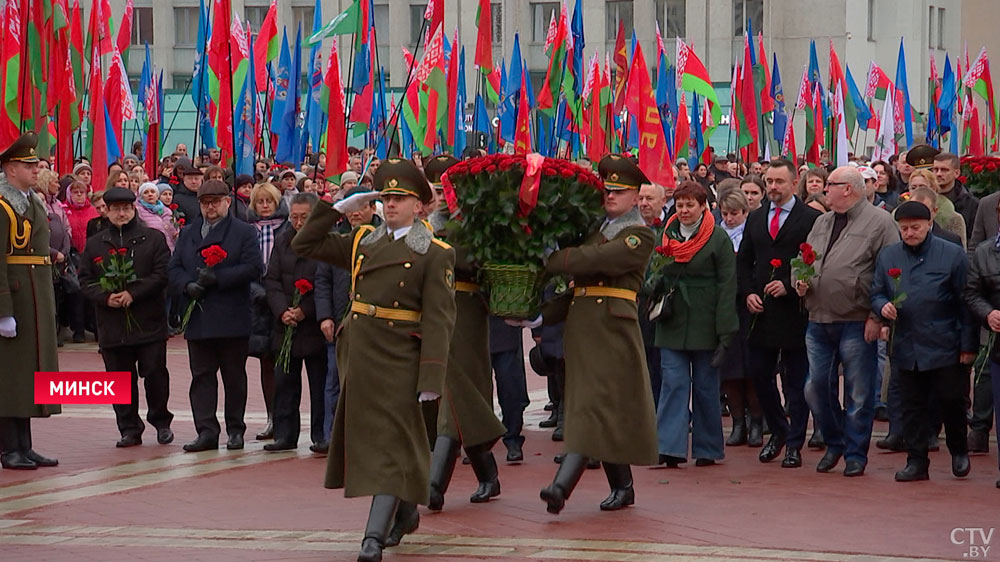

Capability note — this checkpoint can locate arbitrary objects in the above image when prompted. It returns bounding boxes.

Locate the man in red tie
[736,159,822,469]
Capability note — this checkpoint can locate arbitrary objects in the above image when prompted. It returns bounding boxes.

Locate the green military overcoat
[545,207,658,466]
[292,203,456,505]
[0,182,60,418]
[429,212,505,448]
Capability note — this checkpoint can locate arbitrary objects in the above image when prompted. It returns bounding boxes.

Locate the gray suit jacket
[969,191,1000,259]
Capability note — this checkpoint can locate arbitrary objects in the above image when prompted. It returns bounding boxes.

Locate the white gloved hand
[0,316,16,338]
[417,391,440,402]
[332,191,380,214]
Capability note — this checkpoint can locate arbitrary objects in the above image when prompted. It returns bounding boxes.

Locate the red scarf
[661,209,715,263]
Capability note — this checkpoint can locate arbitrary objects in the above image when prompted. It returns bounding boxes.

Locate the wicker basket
[480,263,544,319]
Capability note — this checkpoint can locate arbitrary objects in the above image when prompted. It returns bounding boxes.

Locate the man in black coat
[263,193,328,451]
[80,188,174,448]
[172,162,204,222]
[737,158,821,469]
[932,151,978,239]
[168,180,264,452]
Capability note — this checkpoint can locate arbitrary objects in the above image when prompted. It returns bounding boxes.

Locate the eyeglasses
[199,198,227,207]
[826,181,852,188]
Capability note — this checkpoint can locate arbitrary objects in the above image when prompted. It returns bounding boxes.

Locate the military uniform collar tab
[359,221,433,254]
[0,179,29,216]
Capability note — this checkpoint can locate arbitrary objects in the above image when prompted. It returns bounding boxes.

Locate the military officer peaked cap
[905,144,940,169]
[374,158,433,204]
[422,154,460,185]
[0,132,40,165]
[598,154,649,190]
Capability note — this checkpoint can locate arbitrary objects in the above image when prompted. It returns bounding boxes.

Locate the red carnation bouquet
[275,279,314,373]
[91,247,140,332]
[179,245,228,333]
[790,242,821,283]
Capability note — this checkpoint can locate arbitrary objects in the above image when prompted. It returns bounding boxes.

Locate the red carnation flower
[92,256,103,264]
[294,279,314,295]
[888,267,902,279]
[770,258,782,268]
[169,203,179,210]
[200,244,228,267]
[485,164,497,173]
[799,242,812,252]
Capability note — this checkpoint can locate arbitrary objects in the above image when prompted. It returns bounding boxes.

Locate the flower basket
[442,153,606,318]
[960,156,1000,197]
[480,263,545,319]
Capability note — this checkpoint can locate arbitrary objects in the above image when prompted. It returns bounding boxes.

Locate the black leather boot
[539,406,558,428]
[384,500,419,547]
[255,416,274,440]
[551,400,565,441]
[540,453,587,514]
[599,463,635,511]
[747,416,764,447]
[725,415,747,446]
[19,418,57,467]
[0,418,35,470]
[428,436,461,511]
[894,459,930,482]
[466,443,501,503]
[357,495,399,562]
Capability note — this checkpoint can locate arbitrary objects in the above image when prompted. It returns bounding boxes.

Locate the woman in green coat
[650,181,738,468]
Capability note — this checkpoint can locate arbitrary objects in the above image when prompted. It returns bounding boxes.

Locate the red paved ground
[1,336,997,561]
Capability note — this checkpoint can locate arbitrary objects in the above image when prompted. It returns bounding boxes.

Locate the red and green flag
[474,0,493,72]
[964,47,998,146]
[323,40,348,180]
[116,0,134,66]
[253,0,279,88]
[0,0,23,147]
[537,4,569,116]
[676,39,722,126]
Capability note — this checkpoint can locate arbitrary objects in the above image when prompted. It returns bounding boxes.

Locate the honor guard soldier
[0,133,61,470]
[422,155,506,514]
[539,155,659,513]
[292,158,457,562]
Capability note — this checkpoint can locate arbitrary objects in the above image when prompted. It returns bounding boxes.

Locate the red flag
[253,0,278,89]
[587,57,608,162]
[474,0,492,71]
[612,20,627,113]
[784,122,798,168]
[624,42,674,187]
[513,74,531,154]
[757,33,774,113]
[209,0,234,162]
[0,0,22,147]
[88,47,109,191]
[424,0,444,43]
[324,41,348,179]
[117,0,134,58]
[445,29,459,149]
[674,94,690,161]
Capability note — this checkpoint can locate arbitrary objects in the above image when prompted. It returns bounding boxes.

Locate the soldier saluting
[292,158,456,562]
[539,155,659,513]
[0,133,60,470]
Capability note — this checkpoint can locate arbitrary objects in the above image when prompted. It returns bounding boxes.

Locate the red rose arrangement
[91,247,140,332]
[168,202,186,229]
[790,242,821,284]
[179,245,228,332]
[960,156,1000,198]
[276,279,314,373]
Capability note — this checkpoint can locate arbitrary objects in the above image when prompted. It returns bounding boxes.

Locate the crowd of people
[2,129,1000,560]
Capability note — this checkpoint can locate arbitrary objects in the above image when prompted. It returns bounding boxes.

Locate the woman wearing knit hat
[135,182,178,252]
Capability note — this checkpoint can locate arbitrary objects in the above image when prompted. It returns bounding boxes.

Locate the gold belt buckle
[366,304,377,316]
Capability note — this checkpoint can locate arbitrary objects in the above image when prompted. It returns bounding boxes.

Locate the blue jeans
[323,342,340,442]
[804,321,877,464]
[657,348,724,460]
[874,340,888,409]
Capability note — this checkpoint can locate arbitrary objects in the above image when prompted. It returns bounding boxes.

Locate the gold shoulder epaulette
[431,238,451,250]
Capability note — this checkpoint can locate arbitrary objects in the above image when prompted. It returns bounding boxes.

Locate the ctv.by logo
[951,528,994,558]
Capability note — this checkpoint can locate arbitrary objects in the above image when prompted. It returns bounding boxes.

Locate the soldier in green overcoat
[292,158,456,562]
[539,155,659,514]
[0,133,61,470]
[421,155,506,515]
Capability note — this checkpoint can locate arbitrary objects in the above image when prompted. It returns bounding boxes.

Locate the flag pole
[17,0,30,133]
[370,26,389,155]
[382,16,428,154]
[226,24,238,177]
[343,28,359,146]
[164,78,193,147]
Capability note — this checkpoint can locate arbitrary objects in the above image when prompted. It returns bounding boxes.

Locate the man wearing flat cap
[80,188,174,448]
[539,154,658,515]
[172,161,205,223]
[0,132,61,470]
[421,154,506,517]
[168,179,263,453]
[292,158,456,562]
[871,200,974,482]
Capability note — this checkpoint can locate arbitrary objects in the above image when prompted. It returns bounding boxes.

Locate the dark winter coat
[265,227,325,358]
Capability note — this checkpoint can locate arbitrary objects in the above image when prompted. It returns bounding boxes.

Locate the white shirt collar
[388,225,412,240]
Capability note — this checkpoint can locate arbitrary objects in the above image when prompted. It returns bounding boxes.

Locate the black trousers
[645,346,662,410]
[492,346,529,448]
[187,337,249,440]
[899,364,968,464]
[101,340,173,438]
[970,365,993,433]
[273,350,328,445]
[748,345,810,449]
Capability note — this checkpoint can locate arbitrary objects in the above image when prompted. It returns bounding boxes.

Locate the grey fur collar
[0,178,29,215]
[428,210,449,233]
[601,206,644,240]
[360,220,433,255]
